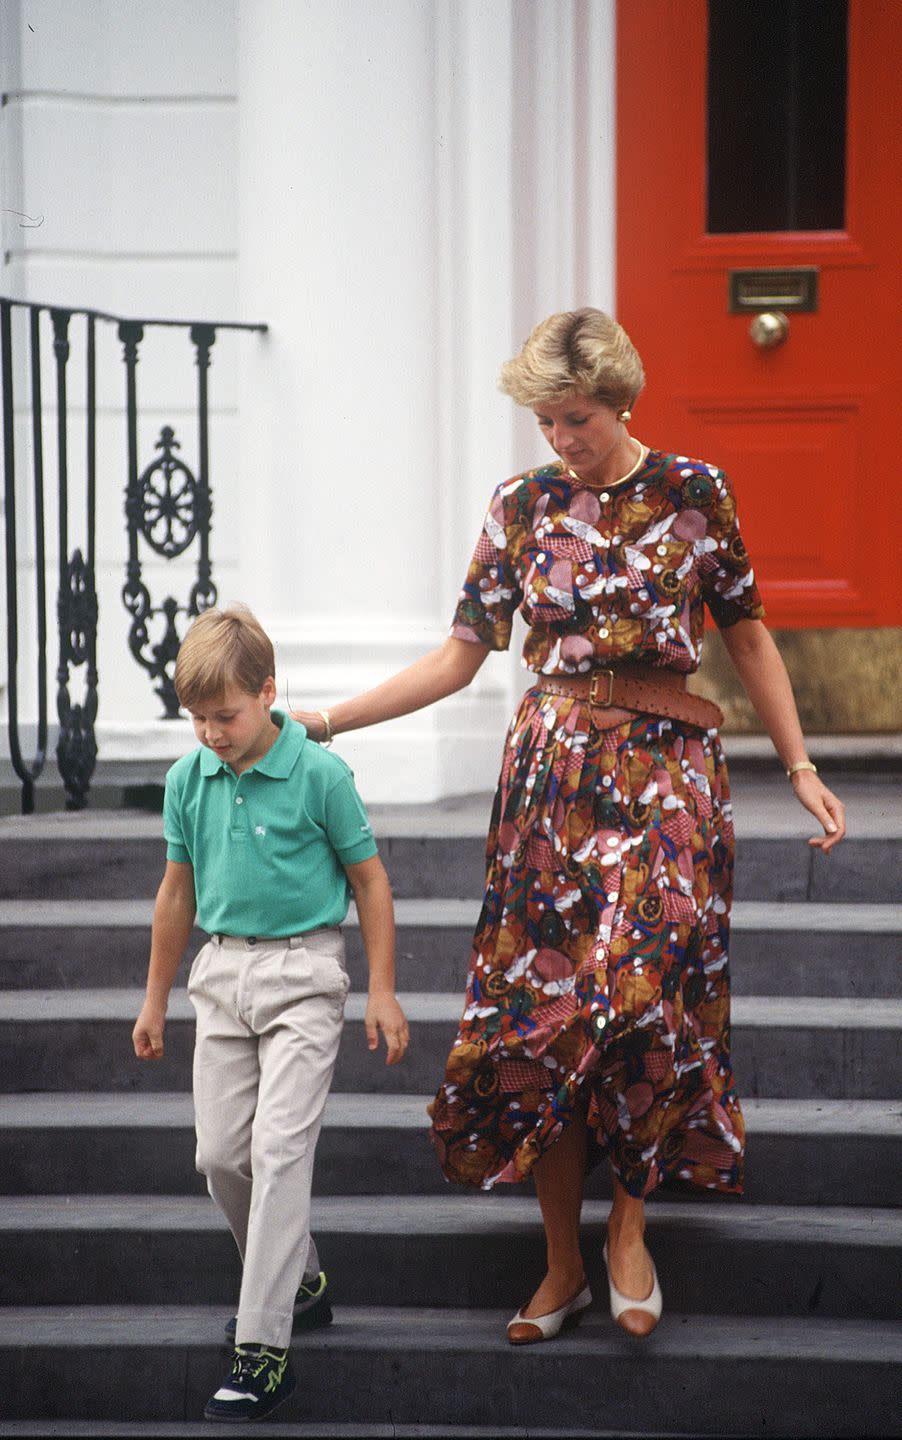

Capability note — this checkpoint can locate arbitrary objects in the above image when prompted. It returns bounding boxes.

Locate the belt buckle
[589,668,615,708]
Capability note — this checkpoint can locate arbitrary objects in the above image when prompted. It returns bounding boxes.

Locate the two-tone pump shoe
[506,1279,593,1345]
[602,1239,662,1336]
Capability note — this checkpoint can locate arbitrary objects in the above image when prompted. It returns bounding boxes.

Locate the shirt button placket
[231,787,247,837]
[596,491,614,576]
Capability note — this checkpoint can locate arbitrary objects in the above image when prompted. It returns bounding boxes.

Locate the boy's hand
[364,992,410,1066]
[133,1001,167,1060]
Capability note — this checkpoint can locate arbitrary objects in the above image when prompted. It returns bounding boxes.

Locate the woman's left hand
[790,770,846,853]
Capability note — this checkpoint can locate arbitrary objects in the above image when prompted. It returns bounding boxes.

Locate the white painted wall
[0,0,242,766]
[1,0,617,801]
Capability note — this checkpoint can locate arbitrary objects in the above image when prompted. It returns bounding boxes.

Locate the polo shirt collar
[198,710,306,779]
[254,711,306,777]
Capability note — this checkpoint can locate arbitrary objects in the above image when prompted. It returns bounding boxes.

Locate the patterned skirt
[427,687,745,1197]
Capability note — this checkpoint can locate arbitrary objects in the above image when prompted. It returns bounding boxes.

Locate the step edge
[1,899,900,931]
[4,990,902,1031]
[0,1304,900,1362]
[1,1093,900,1136]
[1,1194,899,1244]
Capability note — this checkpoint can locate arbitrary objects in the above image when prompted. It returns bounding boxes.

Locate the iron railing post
[2,300,49,813]
[28,308,49,787]
[188,324,217,616]
[52,308,98,809]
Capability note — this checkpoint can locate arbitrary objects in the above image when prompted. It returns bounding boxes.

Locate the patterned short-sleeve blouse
[451,449,765,670]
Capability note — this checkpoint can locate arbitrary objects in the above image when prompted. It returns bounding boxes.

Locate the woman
[293,308,845,1342]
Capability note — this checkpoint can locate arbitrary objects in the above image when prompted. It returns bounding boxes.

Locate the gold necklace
[566,440,648,491]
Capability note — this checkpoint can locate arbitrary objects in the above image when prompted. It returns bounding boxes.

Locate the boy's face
[187,679,278,774]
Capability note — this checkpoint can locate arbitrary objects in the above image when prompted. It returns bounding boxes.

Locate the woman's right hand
[290,708,330,743]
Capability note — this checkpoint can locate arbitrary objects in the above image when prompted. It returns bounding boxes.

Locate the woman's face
[532,394,626,482]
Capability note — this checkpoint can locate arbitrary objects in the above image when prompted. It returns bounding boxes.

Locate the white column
[509,0,617,468]
[236,0,616,802]
[236,0,516,800]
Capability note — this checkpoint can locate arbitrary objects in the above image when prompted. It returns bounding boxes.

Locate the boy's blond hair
[174,606,275,708]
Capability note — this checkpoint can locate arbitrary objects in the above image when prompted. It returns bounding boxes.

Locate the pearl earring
[618,409,632,423]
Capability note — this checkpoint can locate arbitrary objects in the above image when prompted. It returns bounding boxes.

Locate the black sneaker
[203,1345,296,1423]
[223,1270,332,1341]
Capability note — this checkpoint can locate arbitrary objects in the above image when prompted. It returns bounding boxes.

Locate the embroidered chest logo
[254,825,267,838]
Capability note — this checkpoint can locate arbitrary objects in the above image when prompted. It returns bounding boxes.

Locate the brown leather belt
[532,664,723,731]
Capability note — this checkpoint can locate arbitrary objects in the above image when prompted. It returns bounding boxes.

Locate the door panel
[683,395,873,620]
[616,0,900,627]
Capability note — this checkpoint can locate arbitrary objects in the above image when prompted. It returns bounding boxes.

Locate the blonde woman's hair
[174,606,275,708]
[499,307,645,410]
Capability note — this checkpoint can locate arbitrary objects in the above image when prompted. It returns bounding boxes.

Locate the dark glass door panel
[707,0,847,234]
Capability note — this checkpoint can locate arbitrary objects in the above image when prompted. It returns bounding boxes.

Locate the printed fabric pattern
[449,450,764,672]
[428,450,763,1196]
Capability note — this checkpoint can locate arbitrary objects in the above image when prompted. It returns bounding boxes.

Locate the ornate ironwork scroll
[121,324,217,718]
[52,308,99,810]
[57,547,98,806]
[1,291,263,811]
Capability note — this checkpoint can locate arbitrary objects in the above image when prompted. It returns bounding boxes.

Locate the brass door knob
[749,310,790,348]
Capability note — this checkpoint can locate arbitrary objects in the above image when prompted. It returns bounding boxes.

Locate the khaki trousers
[187,928,349,1349]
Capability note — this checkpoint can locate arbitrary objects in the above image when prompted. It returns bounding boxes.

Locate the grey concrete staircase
[0,772,900,1437]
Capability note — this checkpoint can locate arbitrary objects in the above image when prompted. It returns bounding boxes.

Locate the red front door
[616,0,900,628]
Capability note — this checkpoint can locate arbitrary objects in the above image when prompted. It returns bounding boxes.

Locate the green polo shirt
[163,711,377,936]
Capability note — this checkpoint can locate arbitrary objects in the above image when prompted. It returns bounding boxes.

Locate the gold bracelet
[316,709,334,748]
[786,760,818,779]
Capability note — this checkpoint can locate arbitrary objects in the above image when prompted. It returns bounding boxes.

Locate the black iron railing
[1,297,266,813]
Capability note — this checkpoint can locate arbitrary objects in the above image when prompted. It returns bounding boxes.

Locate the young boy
[132,606,408,1423]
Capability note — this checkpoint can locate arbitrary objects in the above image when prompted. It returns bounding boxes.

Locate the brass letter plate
[728,267,818,313]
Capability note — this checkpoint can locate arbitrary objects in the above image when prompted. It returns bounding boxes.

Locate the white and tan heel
[507,1280,593,1345]
[603,1240,662,1336]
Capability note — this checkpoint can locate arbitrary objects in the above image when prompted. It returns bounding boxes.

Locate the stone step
[1,779,900,903]
[0,1425,648,1440]
[1,1194,898,1322]
[1,899,899,997]
[2,989,899,1101]
[4,730,898,810]
[0,1305,899,1432]
[3,773,900,832]
[2,1094,899,1207]
[0,830,897,904]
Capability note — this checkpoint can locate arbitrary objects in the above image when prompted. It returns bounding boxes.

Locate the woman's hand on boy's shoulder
[289,707,330,743]
[364,991,410,1066]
